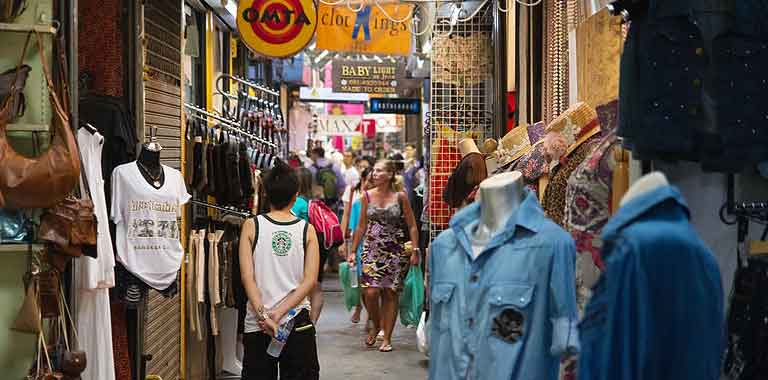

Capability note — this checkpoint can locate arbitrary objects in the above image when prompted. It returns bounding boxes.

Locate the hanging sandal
[379,344,393,352]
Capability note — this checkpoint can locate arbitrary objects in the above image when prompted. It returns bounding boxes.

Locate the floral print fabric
[361,200,409,291]
[565,100,619,270]
[542,134,601,227]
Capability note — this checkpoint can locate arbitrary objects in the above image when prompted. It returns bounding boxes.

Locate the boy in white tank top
[239,160,321,380]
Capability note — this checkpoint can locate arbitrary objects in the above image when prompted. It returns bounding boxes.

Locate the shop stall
[2,0,767,380]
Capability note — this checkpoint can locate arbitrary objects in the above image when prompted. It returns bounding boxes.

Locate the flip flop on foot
[379,344,393,352]
[365,334,377,347]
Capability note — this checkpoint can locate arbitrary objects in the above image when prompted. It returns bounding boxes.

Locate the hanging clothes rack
[216,73,280,97]
[183,103,277,149]
[190,199,252,218]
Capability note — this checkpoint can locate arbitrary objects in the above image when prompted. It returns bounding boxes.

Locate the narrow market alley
[317,276,428,380]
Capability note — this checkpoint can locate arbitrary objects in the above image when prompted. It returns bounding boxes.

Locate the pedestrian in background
[292,168,313,222]
[341,167,373,324]
[350,160,420,352]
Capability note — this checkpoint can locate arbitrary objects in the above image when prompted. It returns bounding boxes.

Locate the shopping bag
[339,262,360,311]
[417,311,430,356]
[399,266,425,327]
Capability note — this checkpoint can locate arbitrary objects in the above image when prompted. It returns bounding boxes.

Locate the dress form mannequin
[137,132,164,188]
[620,171,669,207]
[473,171,525,242]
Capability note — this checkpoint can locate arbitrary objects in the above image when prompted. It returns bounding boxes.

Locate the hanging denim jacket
[619,0,768,172]
[578,185,724,380]
[428,189,579,380]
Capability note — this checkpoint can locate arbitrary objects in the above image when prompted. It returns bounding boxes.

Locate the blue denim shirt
[578,185,724,380]
[429,189,579,380]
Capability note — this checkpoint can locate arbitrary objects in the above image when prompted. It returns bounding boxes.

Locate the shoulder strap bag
[0,31,80,209]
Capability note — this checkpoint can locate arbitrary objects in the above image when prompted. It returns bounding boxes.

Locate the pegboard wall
[429,3,495,240]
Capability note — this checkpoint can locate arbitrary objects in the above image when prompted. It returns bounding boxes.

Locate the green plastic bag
[399,266,425,327]
[339,262,360,311]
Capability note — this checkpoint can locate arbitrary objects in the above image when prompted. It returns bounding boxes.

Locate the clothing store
[424,1,768,380]
[0,0,290,379]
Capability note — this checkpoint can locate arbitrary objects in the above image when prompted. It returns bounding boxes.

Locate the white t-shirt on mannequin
[110,162,191,290]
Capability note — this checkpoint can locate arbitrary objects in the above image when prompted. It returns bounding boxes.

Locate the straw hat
[493,121,546,168]
[545,102,599,151]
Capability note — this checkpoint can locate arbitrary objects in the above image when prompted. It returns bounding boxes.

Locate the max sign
[237,0,317,58]
[317,115,363,136]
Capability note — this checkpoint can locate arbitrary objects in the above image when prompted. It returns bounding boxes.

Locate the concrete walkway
[316,276,428,379]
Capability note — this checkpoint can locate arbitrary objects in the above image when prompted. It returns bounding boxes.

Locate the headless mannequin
[620,171,669,207]
[472,171,526,250]
[137,143,164,189]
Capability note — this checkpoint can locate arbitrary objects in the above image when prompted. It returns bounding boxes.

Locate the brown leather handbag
[0,64,30,123]
[0,0,26,22]
[0,31,80,209]
[38,184,97,257]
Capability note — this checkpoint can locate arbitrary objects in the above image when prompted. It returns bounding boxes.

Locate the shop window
[183,4,205,106]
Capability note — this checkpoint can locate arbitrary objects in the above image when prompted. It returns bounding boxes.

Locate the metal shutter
[142,1,182,379]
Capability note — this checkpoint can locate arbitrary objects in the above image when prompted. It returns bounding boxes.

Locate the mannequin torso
[620,171,669,207]
[137,146,164,189]
[472,171,525,244]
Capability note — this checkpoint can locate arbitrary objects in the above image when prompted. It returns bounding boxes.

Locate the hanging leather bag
[11,264,41,334]
[0,64,30,123]
[38,158,97,257]
[0,31,80,209]
[55,284,87,380]
[0,0,26,22]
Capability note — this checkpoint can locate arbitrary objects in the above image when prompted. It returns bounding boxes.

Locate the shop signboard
[369,97,421,114]
[237,0,318,58]
[360,118,377,138]
[316,4,413,56]
[332,60,405,95]
[299,87,369,102]
[317,115,363,136]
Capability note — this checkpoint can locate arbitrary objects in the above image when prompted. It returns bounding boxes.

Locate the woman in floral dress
[350,160,420,352]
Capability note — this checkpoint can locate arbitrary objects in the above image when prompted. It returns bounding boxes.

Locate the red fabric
[429,136,463,229]
[111,301,132,380]
[507,92,517,132]
[79,0,124,97]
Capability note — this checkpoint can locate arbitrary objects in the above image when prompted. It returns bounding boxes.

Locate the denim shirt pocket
[431,282,456,332]
[487,283,535,343]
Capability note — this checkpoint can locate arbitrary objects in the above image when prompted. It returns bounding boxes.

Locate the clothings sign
[316,4,413,56]
[237,0,318,58]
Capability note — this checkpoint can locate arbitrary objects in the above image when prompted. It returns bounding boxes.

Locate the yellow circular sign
[237,0,317,58]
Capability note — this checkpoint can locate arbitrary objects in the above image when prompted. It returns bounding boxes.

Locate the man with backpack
[308,147,346,211]
[306,146,346,323]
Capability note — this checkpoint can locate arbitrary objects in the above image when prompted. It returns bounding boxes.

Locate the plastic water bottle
[350,263,358,288]
[266,309,298,357]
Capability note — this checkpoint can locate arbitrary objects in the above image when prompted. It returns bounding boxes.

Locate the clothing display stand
[190,200,253,218]
[183,103,278,150]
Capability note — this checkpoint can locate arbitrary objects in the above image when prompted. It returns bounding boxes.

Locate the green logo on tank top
[271,230,293,256]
